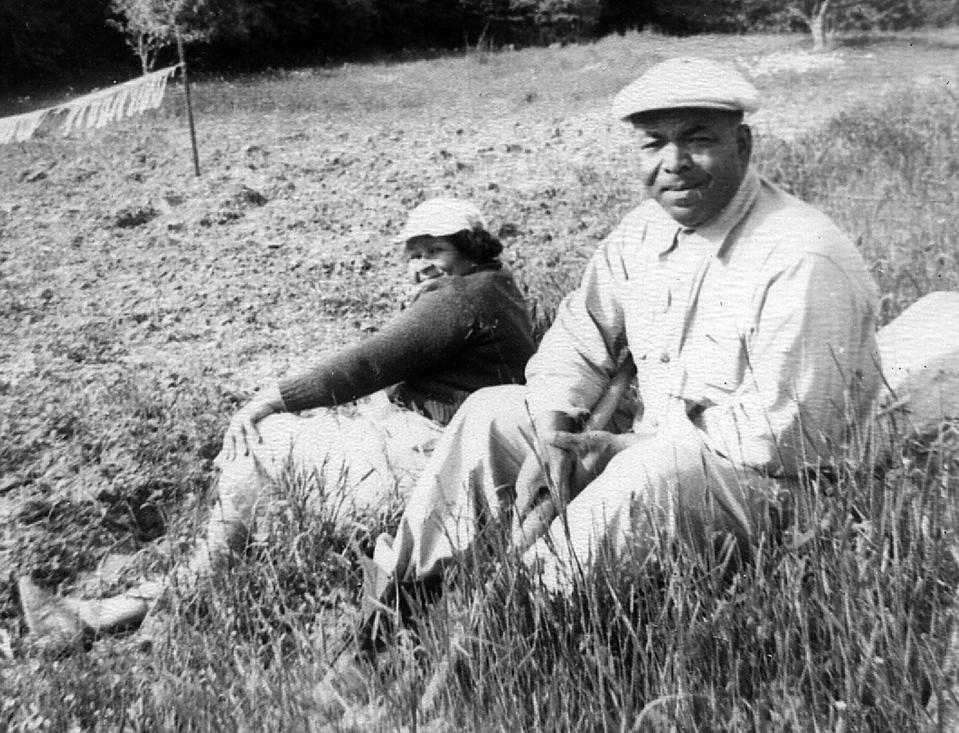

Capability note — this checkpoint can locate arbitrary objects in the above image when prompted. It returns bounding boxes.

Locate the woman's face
[404,235,475,284]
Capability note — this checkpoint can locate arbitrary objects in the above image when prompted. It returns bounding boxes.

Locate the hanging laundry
[0,63,181,145]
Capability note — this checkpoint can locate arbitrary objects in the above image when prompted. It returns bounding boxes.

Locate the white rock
[876,290,959,437]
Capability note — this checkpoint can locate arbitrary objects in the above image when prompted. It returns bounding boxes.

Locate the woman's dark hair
[448,227,503,264]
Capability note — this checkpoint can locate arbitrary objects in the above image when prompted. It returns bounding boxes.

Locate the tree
[788,0,834,49]
[777,0,929,49]
[0,0,120,88]
[598,0,654,34]
[108,0,213,72]
[454,0,603,46]
[645,0,941,49]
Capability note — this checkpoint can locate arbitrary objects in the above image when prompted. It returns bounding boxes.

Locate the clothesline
[0,63,182,145]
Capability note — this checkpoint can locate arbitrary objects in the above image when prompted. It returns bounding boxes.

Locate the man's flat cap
[612,57,760,120]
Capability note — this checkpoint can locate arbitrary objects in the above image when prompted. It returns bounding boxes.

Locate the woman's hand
[221,386,285,461]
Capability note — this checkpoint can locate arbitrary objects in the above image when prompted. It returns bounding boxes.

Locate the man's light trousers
[373,385,790,592]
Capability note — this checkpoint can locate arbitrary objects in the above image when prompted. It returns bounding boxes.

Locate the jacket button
[660,353,671,363]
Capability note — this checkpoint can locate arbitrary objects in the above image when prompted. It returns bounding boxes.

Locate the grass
[1,28,959,731]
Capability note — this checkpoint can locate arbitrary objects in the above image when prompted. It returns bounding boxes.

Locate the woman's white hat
[612,57,760,121]
[396,198,486,243]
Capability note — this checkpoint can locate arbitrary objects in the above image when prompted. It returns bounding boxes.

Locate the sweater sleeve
[278,278,479,412]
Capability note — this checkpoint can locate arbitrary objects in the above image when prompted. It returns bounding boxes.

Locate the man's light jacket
[525,168,881,477]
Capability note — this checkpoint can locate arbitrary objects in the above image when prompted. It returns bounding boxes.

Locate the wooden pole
[176,31,201,177]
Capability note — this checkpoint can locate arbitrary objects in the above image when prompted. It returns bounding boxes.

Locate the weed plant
[3,53,959,733]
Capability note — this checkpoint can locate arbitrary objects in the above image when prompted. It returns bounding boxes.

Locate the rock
[114,205,158,229]
[876,291,959,438]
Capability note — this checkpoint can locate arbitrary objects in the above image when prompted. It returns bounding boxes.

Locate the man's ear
[736,123,753,168]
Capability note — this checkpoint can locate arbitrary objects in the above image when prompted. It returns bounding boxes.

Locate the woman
[19,197,536,645]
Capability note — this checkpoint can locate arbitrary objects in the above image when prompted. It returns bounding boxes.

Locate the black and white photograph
[2,1,958,730]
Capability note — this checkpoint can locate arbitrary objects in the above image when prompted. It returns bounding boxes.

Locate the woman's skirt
[213,392,443,531]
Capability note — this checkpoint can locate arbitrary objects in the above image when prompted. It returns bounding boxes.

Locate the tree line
[2,0,957,90]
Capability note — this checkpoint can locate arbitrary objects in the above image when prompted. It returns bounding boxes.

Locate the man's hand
[516,440,574,515]
[516,430,639,522]
[549,430,640,483]
[515,412,579,520]
[221,386,285,461]
[512,427,639,554]
[511,440,572,553]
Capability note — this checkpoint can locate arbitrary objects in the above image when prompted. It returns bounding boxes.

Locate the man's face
[631,108,752,228]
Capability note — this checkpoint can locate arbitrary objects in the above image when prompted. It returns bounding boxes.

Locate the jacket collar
[653,167,760,256]
[694,167,759,255]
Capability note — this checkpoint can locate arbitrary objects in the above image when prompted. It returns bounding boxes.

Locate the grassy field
[1,28,959,731]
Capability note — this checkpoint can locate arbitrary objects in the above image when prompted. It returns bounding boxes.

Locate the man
[369,56,880,599]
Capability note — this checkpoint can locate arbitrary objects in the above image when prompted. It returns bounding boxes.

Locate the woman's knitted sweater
[278,264,535,424]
